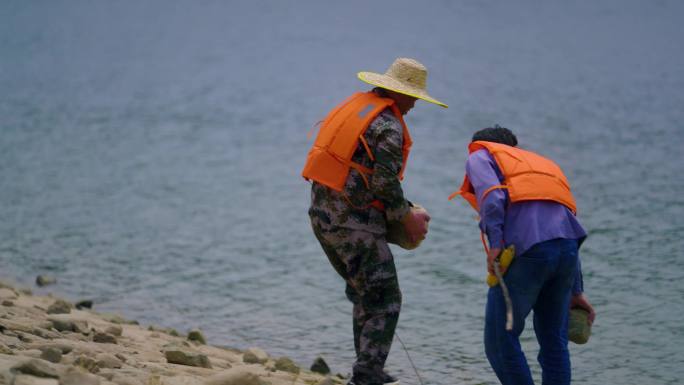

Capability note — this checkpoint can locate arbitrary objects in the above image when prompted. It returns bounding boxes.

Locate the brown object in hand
[386,204,429,250]
[568,307,592,344]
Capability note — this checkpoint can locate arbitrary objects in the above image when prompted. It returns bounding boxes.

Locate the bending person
[450,125,595,385]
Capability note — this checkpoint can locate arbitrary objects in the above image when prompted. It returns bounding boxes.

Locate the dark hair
[471,125,518,147]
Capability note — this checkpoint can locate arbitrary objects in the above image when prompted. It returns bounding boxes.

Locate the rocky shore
[0,280,338,385]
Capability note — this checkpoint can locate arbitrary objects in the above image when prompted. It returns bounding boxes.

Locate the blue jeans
[484,238,579,385]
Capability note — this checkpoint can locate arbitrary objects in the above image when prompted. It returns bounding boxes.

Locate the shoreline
[0,279,337,385]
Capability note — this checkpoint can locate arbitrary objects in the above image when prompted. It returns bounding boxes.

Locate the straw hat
[358,58,448,108]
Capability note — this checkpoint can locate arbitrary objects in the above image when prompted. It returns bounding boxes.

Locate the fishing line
[395,331,425,385]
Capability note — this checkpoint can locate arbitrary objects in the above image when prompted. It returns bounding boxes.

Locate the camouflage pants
[311,222,402,385]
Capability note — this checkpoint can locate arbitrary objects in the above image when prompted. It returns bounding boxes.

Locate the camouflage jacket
[308,108,410,234]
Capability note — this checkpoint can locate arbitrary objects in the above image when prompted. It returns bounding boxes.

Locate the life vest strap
[481,231,490,254]
[447,190,461,200]
[479,184,509,207]
[358,135,375,161]
[349,161,374,188]
[341,193,385,212]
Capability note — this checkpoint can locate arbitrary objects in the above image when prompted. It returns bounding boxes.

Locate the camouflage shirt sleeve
[366,110,410,223]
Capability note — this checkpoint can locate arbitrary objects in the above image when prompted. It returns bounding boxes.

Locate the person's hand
[570,293,596,325]
[401,207,430,244]
[486,247,502,276]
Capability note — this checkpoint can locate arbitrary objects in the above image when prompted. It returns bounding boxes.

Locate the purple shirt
[465,149,587,293]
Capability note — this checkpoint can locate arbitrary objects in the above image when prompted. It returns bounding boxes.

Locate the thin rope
[493,259,514,331]
[395,331,425,385]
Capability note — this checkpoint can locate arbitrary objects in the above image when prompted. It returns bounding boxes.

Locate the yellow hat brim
[357,72,448,108]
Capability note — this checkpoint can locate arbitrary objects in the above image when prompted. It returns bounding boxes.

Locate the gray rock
[2,300,13,307]
[60,367,101,385]
[96,353,122,369]
[164,350,212,369]
[12,359,59,378]
[110,375,144,385]
[98,313,137,325]
[105,325,123,337]
[204,368,267,385]
[19,288,32,295]
[187,329,206,345]
[0,289,17,300]
[242,347,268,364]
[274,357,299,374]
[13,374,59,385]
[30,327,61,340]
[74,355,99,373]
[93,332,117,344]
[35,276,56,287]
[39,347,61,363]
[19,349,43,359]
[0,342,13,355]
[46,300,71,315]
[310,356,331,374]
[74,300,93,310]
[316,378,335,385]
[35,343,74,355]
[47,315,88,334]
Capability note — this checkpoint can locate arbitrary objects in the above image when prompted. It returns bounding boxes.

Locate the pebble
[74,355,100,373]
[204,368,262,385]
[105,325,123,337]
[35,276,56,287]
[93,332,117,344]
[46,300,71,315]
[0,288,17,300]
[310,356,331,375]
[164,350,212,369]
[274,357,299,374]
[187,329,206,345]
[60,367,102,385]
[13,374,59,385]
[75,300,93,309]
[39,347,62,363]
[12,358,59,378]
[242,347,268,364]
[96,353,123,369]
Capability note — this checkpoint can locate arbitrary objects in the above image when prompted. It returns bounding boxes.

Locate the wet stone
[164,350,212,368]
[12,359,59,378]
[187,329,206,345]
[93,332,117,344]
[105,325,123,337]
[35,276,56,287]
[39,347,62,363]
[274,357,299,374]
[243,347,268,364]
[74,300,93,310]
[46,300,71,315]
[310,356,331,374]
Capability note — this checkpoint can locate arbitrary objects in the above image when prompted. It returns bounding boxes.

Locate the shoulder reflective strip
[307,120,323,140]
[357,103,375,118]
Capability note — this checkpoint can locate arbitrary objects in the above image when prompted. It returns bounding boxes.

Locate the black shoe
[380,371,400,385]
[347,372,399,385]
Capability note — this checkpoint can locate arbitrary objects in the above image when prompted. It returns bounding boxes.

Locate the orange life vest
[302,91,412,209]
[448,141,578,214]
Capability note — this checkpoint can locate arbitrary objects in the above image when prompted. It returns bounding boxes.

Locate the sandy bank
[0,280,339,385]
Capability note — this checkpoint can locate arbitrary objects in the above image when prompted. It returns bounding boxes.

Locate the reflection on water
[1,1,683,384]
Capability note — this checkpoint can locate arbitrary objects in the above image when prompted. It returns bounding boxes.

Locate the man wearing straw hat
[302,58,447,385]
